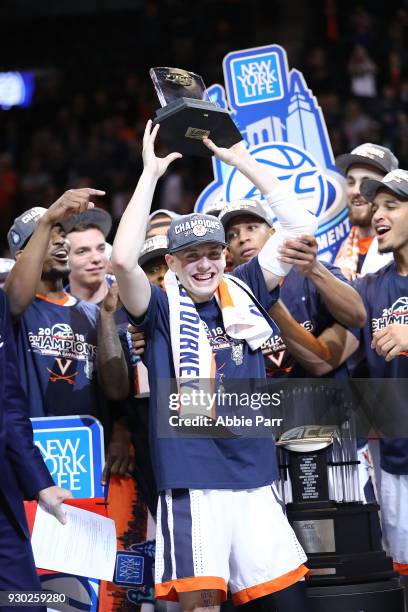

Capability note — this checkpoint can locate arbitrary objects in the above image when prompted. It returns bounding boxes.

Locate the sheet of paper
[31,503,117,581]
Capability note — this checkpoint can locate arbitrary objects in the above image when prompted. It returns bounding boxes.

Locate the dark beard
[349,211,372,228]
[42,266,70,282]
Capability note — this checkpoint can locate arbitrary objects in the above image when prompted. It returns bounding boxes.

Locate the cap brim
[220,209,271,229]
[139,247,168,268]
[149,209,181,221]
[203,208,222,218]
[335,153,388,175]
[168,238,226,254]
[360,179,408,203]
[61,209,112,237]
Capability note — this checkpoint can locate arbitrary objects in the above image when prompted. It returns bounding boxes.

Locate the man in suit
[0,287,71,606]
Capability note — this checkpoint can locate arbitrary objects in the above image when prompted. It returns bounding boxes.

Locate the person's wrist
[142,166,160,181]
[306,259,324,280]
[233,153,254,173]
[38,214,54,229]
[100,305,115,317]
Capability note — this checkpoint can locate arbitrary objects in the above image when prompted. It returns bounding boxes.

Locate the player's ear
[14,250,23,260]
[165,253,176,271]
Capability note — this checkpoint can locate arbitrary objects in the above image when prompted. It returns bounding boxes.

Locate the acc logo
[225,143,326,218]
[51,323,74,339]
[384,297,408,317]
[195,44,349,262]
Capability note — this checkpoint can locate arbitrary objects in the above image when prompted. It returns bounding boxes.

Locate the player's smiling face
[346,165,384,227]
[372,191,408,253]
[67,227,108,288]
[226,214,274,266]
[166,243,226,303]
[42,225,71,279]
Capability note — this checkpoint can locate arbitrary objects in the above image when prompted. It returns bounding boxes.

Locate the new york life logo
[32,416,105,498]
[195,45,349,261]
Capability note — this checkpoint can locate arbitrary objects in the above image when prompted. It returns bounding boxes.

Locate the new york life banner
[31,416,104,612]
[195,44,349,262]
[31,416,155,612]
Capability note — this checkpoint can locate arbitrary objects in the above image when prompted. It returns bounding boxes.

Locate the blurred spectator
[348,45,377,99]
[342,99,373,150]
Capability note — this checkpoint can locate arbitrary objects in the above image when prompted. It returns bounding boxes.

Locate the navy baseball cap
[139,235,169,267]
[7,207,47,258]
[167,213,226,253]
[218,199,273,229]
[336,143,399,176]
[360,169,408,203]
[60,207,112,238]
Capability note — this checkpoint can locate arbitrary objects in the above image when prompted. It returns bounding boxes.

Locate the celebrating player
[112,121,318,611]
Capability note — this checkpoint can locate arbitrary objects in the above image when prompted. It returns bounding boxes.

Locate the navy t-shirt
[128,256,280,492]
[15,295,102,420]
[262,263,349,378]
[351,262,408,474]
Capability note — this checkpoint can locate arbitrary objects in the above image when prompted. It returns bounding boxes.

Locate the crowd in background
[0,0,407,252]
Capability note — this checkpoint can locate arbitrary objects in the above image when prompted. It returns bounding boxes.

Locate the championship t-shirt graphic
[16,296,100,418]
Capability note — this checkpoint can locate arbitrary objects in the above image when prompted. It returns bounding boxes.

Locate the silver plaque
[292,518,335,553]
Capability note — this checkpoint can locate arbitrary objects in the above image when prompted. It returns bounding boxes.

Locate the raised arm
[97,283,130,401]
[203,138,318,290]
[112,121,182,318]
[4,188,104,318]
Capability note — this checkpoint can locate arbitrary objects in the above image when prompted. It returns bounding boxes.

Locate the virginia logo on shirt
[372,297,408,332]
[47,358,78,384]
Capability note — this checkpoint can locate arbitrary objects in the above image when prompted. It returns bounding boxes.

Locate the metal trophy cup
[150,67,242,157]
[277,423,404,611]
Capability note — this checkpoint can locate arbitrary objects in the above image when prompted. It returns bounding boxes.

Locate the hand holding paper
[31,503,117,581]
[38,485,72,524]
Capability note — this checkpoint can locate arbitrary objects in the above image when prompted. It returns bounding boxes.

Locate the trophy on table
[149,67,242,157]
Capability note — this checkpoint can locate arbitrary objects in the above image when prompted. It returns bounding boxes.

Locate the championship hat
[146,209,180,237]
[7,207,47,258]
[360,169,408,203]
[167,213,226,253]
[218,199,273,229]
[60,207,112,238]
[336,143,399,176]
[139,235,169,267]
[202,200,228,218]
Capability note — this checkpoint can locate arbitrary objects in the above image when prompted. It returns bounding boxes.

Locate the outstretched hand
[278,234,319,277]
[143,120,182,178]
[42,188,106,227]
[202,136,248,166]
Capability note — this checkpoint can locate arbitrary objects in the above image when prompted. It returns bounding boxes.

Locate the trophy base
[153,98,242,157]
[287,502,396,585]
[306,578,405,612]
